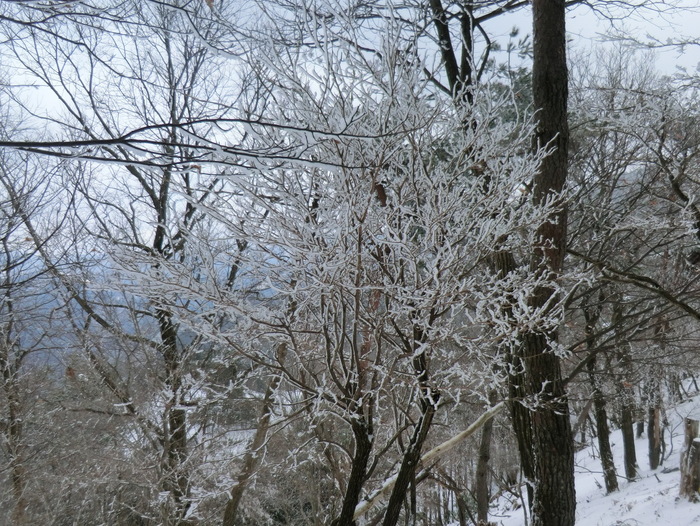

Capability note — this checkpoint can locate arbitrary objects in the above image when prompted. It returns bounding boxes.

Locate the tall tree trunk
[455,492,469,526]
[648,403,662,470]
[521,2,576,524]
[620,403,638,480]
[521,332,575,526]
[680,418,700,500]
[583,299,618,494]
[612,298,637,480]
[508,358,534,508]
[648,323,667,471]
[475,393,496,525]
[587,357,618,493]
[494,249,536,508]
[158,308,192,525]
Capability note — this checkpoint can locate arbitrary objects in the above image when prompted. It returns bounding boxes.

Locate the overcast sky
[484,2,700,75]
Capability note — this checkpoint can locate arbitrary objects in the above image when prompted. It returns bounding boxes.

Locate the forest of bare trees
[2,1,700,525]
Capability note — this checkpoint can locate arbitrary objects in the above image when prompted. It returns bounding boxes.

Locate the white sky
[11,2,700,137]
[567,2,700,74]
[485,2,700,75]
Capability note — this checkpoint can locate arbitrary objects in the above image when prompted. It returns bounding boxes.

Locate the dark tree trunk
[647,354,664,470]
[593,387,618,492]
[572,397,594,445]
[158,308,192,525]
[494,250,536,508]
[669,374,683,403]
[455,492,469,526]
[616,363,638,481]
[521,332,575,526]
[620,403,638,480]
[611,298,637,480]
[475,394,496,525]
[648,405,662,470]
[582,291,619,493]
[380,405,435,526]
[588,360,618,493]
[330,418,373,526]
[583,300,618,494]
[381,338,439,526]
[520,2,575,525]
[508,352,535,507]
[680,418,700,500]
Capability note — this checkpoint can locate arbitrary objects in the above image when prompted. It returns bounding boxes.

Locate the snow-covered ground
[494,396,700,526]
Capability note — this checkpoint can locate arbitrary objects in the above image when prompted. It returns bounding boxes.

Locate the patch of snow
[492,395,700,526]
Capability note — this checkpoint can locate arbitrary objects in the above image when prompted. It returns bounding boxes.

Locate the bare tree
[1,1,256,523]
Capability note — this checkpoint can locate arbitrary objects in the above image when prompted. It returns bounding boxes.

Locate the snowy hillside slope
[493,395,700,526]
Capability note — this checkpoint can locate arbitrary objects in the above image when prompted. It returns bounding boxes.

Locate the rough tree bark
[520,1,576,524]
[680,418,700,501]
[497,249,535,509]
